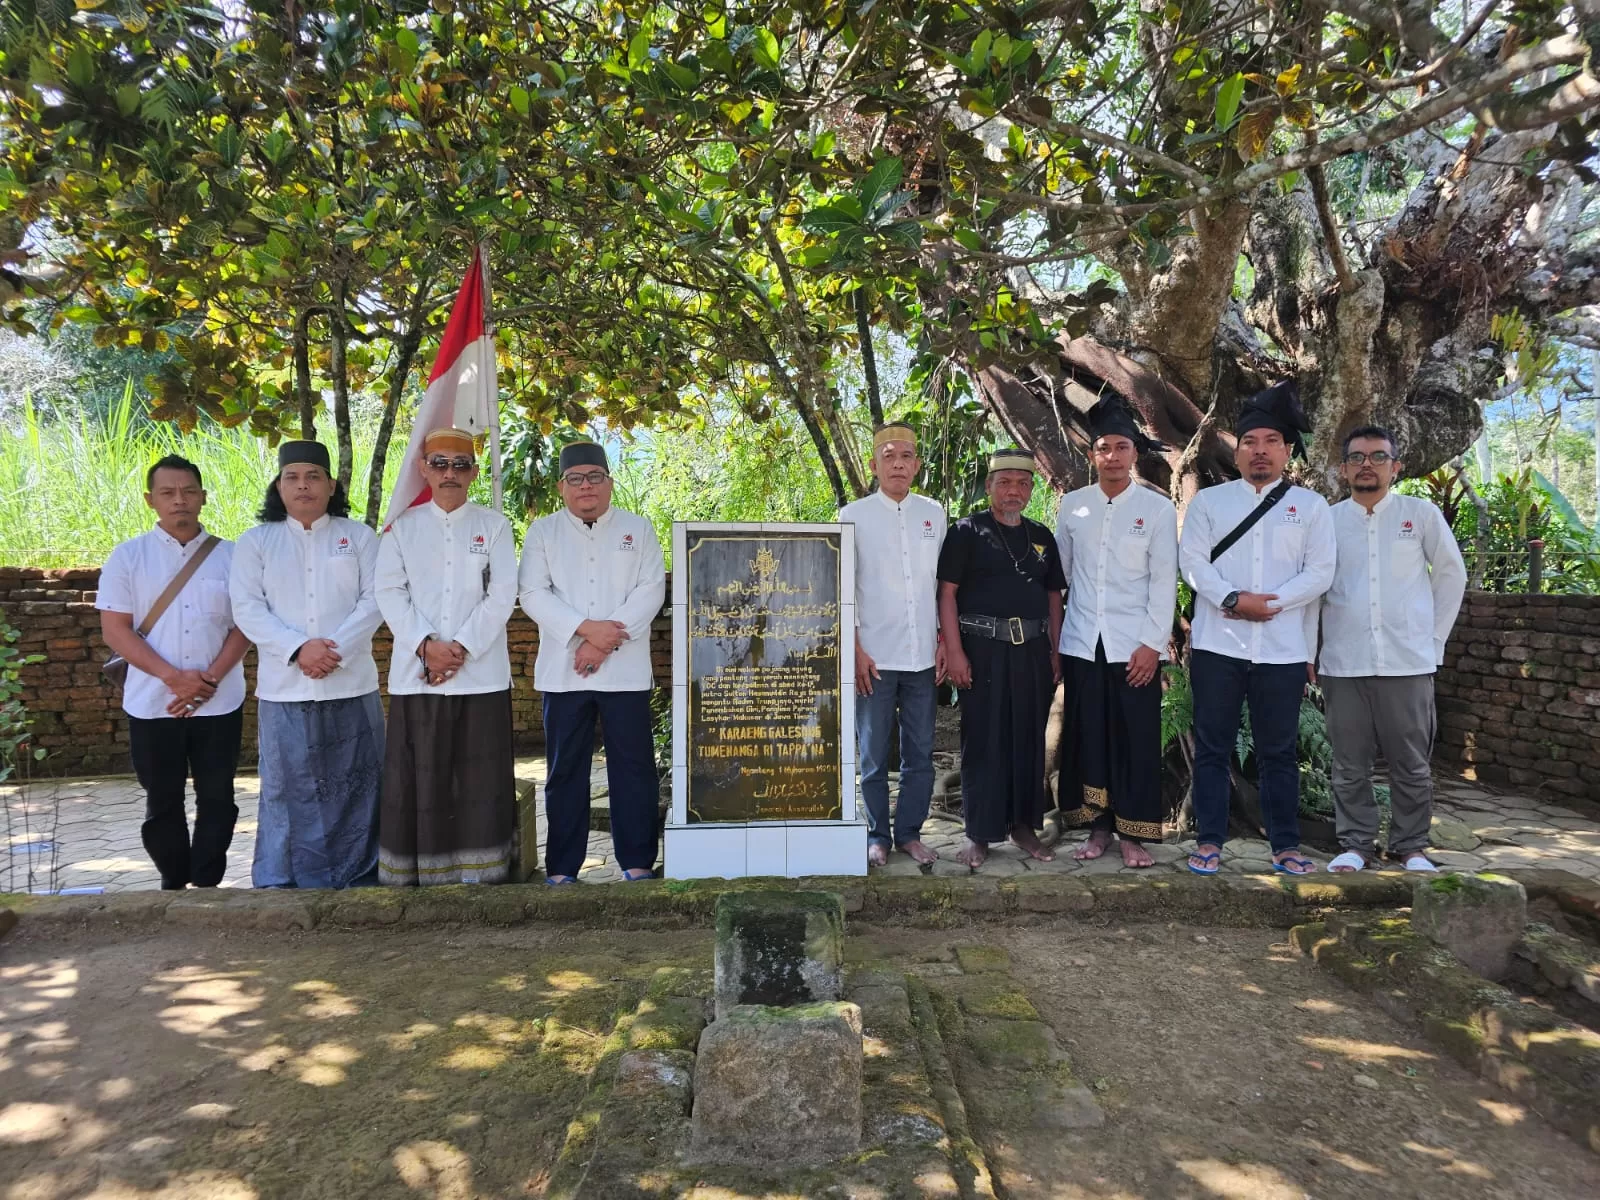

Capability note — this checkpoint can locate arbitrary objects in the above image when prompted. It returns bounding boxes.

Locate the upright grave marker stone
[664,523,864,877]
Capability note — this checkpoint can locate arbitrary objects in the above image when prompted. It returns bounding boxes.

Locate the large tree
[7,0,1600,514]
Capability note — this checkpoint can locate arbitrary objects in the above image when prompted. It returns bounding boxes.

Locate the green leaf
[721,99,752,125]
[66,45,93,89]
[800,199,864,234]
[751,28,781,70]
[798,242,838,267]
[812,130,836,158]
[1008,124,1027,159]
[856,156,903,217]
[970,29,992,72]
[396,28,420,56]
[1214,73,1244,130]
[952,227,985,252]
[628,25,652,72]
[509,86,530,116]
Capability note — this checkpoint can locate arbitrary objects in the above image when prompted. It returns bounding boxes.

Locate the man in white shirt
[1179,383,1335,877]
[1319,426,1467,873]
[1056,400,1177,868]
[97,455,250,889]
[230,441,384,889]
[519,442,666,884]
[839,423,947,867]
[376,429,520,886]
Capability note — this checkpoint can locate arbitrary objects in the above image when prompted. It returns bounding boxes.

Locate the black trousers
[127,708,244,889]
[542,689,659,879]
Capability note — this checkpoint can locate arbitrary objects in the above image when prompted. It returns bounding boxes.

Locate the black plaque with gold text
[686,532,842,823]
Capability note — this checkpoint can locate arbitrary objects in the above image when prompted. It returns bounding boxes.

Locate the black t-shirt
[936,510,1066,620]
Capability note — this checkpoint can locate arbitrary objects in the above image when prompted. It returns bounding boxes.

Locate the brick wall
[0,567,672,777]
[1435,592,1600,805]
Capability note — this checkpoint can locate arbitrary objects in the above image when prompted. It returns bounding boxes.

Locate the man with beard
[840,422,947,867]
[1179,383,1335,877]
[519,442,666,884]
[230,441,385,889]
[937,449,1065,870]
[1055,399,1177,868]
[376,428,519,886]
[1319,426,1466,873]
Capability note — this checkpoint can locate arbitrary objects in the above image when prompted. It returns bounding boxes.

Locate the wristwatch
[1222,591,1241,612]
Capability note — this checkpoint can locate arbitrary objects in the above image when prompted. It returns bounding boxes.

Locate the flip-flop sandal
[1327,851,1366,873]
[1273,854,1317,876]
[621,869,655,881]
[1402,854,1440,873]
[1186,850,1221,876]
[545,875,577,886]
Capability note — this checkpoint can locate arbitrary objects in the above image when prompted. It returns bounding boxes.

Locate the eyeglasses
[1343,451,1393,465]
[562,470,610,487]
[426,456,476,472]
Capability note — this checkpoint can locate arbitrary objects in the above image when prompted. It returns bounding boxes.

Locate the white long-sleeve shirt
[229,515,382,702]
[1318,493,1467,677]
[517,506,666,693]
[96,526,246,720]
[839,489,946,672]
[1055,482,1177,663]
[1180,478,1336,665]
[376,501,518,695]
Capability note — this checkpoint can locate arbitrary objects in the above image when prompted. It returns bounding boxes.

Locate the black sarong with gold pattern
[1057,637,1163,842]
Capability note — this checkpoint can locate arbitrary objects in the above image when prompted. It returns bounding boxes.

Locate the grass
[0,387,409,566]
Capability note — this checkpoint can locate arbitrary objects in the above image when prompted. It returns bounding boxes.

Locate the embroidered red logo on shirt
[339,536,349,547]
[473,534,485,546]
[623,534,633,545]
[1402,520,1413,530]
[1287,506,1297,515]
[1134,518,1144,527]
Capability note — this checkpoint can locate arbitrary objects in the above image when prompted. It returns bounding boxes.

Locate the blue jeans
[1190,649,1305,854]
[856,667,937,849]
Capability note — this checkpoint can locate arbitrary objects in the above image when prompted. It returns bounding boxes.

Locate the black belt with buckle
[957,613,1048,645]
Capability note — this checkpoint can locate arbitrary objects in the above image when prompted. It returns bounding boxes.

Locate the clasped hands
[164,668,218,717]
[1222,592,1281,622]
[419,637,466,687]
[574,619,629,679]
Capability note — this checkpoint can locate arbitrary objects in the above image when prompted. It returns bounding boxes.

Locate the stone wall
[1435,592,1600,806]
[0,567,672,777]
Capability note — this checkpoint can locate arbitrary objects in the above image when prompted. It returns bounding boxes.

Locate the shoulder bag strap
[135,535,221,638]
[1209,479,1292,564]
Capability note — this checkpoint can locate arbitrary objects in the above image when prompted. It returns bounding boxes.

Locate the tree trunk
[293,307,317,440]
[365,284,431,528]
[855,286,884,427]
[329,318,353,492]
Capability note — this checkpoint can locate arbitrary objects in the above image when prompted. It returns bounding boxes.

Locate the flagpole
[479,241,504,514]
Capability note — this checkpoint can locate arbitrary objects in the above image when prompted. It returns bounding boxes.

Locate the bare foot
[1073,829,1113,861]
[955,840,988,868]
[1119,839,1155,868]
[1010,825,1055,862]
[867,842,888,868]
[901,839,938,865]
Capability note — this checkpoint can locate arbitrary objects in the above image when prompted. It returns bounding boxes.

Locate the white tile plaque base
[664,821,866,880]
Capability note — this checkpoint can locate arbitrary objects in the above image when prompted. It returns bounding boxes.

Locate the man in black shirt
[937,449,1066,868]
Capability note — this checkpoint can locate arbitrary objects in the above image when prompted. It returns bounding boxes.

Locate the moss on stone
[965,1018,1053,1069]
[951,975,1039,1022]
[954,945,1010,974]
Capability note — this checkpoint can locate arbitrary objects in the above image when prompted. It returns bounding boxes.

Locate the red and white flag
[382,249,498,530]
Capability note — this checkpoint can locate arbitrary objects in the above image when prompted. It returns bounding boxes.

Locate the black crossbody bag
[1209,478,1292,564]
[1181,479,1292,617]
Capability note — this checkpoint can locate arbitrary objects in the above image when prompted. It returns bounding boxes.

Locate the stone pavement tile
[1430,850,1488,870]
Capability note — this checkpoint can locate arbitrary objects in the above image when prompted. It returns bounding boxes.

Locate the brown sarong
[378,689,515,886]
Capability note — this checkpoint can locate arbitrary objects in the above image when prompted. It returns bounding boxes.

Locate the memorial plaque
[686,531,843,823]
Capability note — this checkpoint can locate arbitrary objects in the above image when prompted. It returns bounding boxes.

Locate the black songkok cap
[558,442,609,474]
[1087,397,1165,455]
[1234,380,1311,459]
[278,440,331,471]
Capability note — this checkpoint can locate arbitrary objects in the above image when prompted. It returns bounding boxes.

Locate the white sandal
[1402,853,1440,873]
[1326,851,1366,873]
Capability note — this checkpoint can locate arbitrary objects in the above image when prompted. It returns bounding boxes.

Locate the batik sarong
[253,692,384,889]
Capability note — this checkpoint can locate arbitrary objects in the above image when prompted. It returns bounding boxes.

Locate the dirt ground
[0,926,712,1200]
[859,922,1600,1200]
[3,920,1598,1200]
